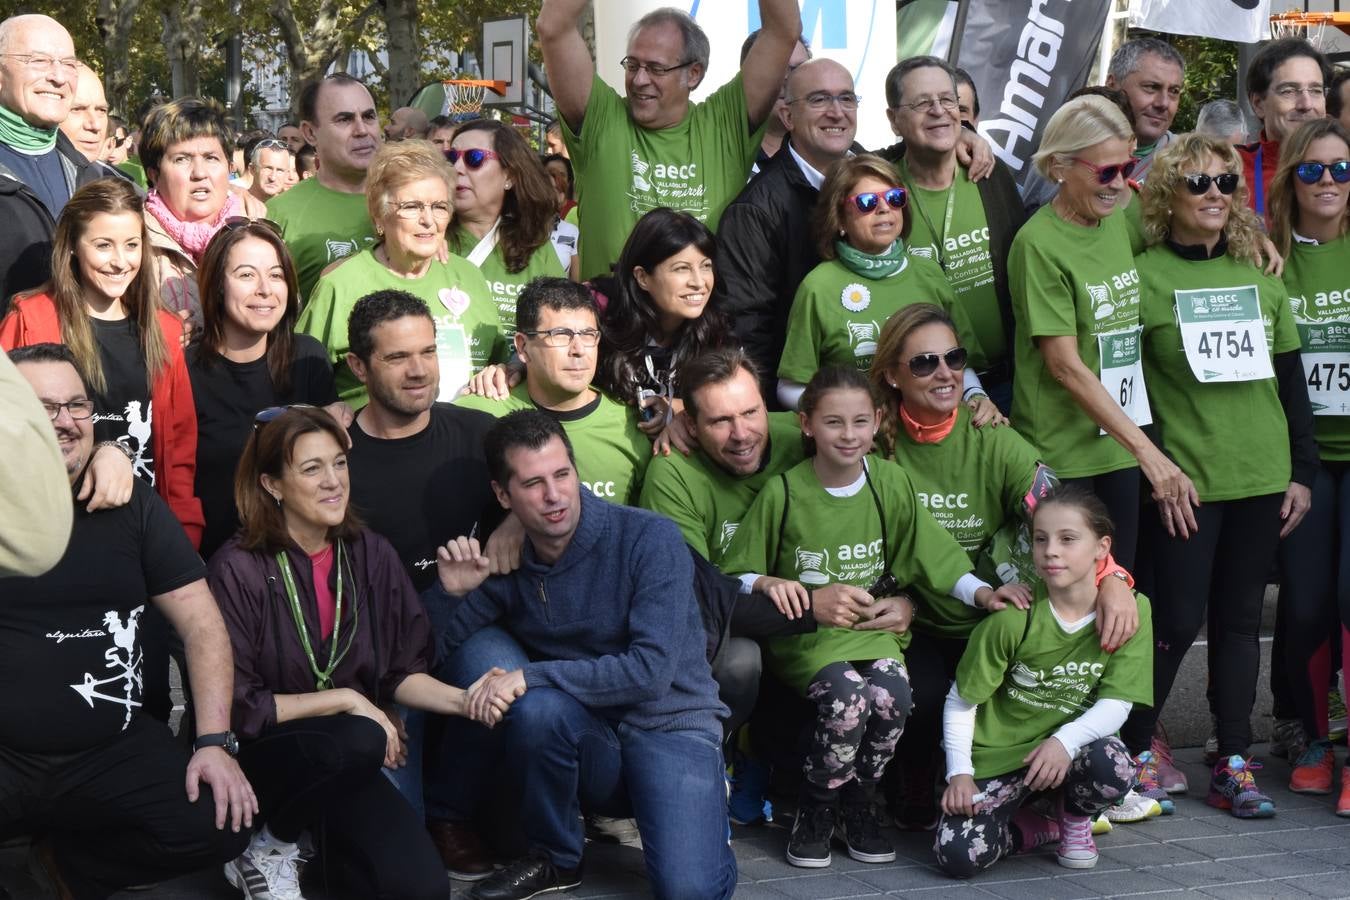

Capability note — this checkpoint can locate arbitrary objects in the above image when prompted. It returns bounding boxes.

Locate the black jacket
[875,139,1027,377]
[0,132,100,316]
[718,139,830,403]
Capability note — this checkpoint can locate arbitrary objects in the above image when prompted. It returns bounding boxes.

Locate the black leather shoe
[468,852,581,900]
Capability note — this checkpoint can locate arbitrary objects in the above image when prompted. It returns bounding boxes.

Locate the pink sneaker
[1056,804,1098,869]
[1010,805,1059,852]
[1152,724,1188,794]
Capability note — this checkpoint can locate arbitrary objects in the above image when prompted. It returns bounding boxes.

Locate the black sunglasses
[1295,160,1350,185]
[907,347,968,377]
[1071,156,1139,185]
[445,148,499,169]
[224,216,283,235]
[1182,173,1240,196]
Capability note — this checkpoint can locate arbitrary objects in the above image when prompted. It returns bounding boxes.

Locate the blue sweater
[440,490,726,739]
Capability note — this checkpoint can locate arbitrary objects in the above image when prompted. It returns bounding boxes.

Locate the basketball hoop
[444,78,509,121]
[1269,11,1349,52]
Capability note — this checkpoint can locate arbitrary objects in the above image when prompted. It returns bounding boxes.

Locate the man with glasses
[719,58,861,403]
[536,0,801,280]
[0,14,101,316]
[1239,38,1332,216]
[458,277,648,506]
[882,56,1025,412]
[0,342,256,897]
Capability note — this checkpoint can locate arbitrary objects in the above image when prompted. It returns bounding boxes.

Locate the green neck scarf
[1135,140,1157,160]
[0,103,57,154]
[835,238,908,281]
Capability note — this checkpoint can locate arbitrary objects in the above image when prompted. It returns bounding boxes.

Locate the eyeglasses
[1273,85,1326,100]
[0,53,80,74]
[445,148,499,169]
[1295,160,1350,184]
[619,56,695,78]
[1182,172,1240,195]
[42,399,95,421]
[906,347,968,377]
[521,327,602,348]
[223,216,283,235]
[787,91,861,111]
[1070,156,1139,185]
[253,404,317,430]
[846,187,907,214]
[388,200,452,220]
[897,95,959,114]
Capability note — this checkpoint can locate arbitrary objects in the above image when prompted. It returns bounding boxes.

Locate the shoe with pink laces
[1010,805,1059,852]
[1151,724,1188,794]
[1056,801,1098,869]
[1206,755,1276,818]
[1133,751,1175,814]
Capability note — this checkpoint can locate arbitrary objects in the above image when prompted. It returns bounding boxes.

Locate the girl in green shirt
[935,486,1148,878]
[722,366,1020,869]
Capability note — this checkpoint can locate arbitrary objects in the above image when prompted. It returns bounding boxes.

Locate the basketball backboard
[481,15,528,108]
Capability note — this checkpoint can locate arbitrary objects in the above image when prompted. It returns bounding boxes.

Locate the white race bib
[1304,353,1350,415]
[1097,326,1152,433]
[1174,285,1274,383]
[435,322,470,401]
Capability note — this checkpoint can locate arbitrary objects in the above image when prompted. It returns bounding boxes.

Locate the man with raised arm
[537,0,801,279]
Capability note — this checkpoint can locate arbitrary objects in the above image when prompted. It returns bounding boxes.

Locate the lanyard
[900,160,956,272]
[275,542,357,691]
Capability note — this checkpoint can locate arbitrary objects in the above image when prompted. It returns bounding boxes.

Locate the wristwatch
[194,731,240,756]
[94,439,135,462]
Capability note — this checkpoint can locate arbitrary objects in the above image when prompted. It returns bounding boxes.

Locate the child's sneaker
[1010,805,1059,851]
[1133,751,1175,814]
[1206,755,1276,818]
[728,753,773,825]
[1102,788,1162,823]
[1091,813,1114,835]
[1337,765,1350,817]
[1290,739,1335,795]
[837,783,895,864]
[786,800,835,868]
[1151,724,1188,793]
[1269,718,1307,760]
[1056,804,1098,869]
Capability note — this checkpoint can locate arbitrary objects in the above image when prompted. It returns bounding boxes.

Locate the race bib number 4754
[1173,286,1274,383]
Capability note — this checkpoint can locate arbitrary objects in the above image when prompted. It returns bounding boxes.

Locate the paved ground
[4,590,1347,898]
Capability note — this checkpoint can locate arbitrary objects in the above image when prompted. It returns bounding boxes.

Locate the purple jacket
[208,528,431,739]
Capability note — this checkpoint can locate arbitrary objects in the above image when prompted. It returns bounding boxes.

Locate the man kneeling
[1,344,254,898]
[435,410,735,900]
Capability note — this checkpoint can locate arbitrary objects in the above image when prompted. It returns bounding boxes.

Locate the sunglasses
[1071,156,1139,185]
[223,216,283,235]
[253,404,317,430]
[445,148,499,169]
[1295,160,1350,185]
[1182,172,1240,196]
[846,187,907,214]
[907,347,968,377]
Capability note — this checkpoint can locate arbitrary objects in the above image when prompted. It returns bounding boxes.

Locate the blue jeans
[505,686,736,900]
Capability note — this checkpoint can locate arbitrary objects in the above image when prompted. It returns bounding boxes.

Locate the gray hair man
[1104,37,1186,182]
[1195,99,1250,144]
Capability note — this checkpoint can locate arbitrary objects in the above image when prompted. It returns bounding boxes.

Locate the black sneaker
[838,796,897,863]
[467,852,581,900]
[786,802,835,868]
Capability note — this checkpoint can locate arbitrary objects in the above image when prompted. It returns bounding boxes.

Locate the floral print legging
[803,659,912,791]
[934,735,1134,878]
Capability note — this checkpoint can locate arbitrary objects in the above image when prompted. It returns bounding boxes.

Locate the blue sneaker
[1206,755,1276,818]
[728,754,773,825]
[1133,751,1175,815]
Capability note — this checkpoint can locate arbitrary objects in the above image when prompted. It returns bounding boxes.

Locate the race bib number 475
[1174,285,1274,383]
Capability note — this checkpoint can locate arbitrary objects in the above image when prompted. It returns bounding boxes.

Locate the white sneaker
[224,832,306,900]
[1102,788,1163,823]
[1091,813,1113,835]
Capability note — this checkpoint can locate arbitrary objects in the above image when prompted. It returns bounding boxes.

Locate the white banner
[1128,0,1271,44]
[592,0,898,154]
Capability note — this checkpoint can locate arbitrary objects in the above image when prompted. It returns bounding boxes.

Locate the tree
[159,0,208,99]
[269,0,381,117]
[1168,35,1240,134]
[382,0,420,108]
[95,0,144,116]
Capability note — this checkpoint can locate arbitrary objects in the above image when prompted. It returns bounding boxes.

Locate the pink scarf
[144,188,243,264]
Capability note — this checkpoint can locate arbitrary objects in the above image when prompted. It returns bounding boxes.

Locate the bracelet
[94,440,134,462]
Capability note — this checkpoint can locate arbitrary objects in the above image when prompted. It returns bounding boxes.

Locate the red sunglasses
[1070,156,1139,185]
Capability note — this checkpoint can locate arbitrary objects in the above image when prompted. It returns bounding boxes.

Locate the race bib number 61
[1173,285,1274,383]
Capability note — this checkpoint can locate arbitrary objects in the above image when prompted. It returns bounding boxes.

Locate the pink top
[310,546,336,640]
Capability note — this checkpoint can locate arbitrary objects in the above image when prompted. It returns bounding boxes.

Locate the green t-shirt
[721,457,974,692]
[901,166,1005,366]
[638,412,804,564]
[1138,245,1299,501]
[116,157,147,189]
[267,179,377,304]
[456,382,649,505]
[890,406,1043,638]
[562,73,766,280]
[778,255,980,383]
[1119,191,1146,256]
[957,589,1153,779]
[449,226,567,339]
[296,248,506,410]
[1009,206,1141,478]
[1283,232,1350,460]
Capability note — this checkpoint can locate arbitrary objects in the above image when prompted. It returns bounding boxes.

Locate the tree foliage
[1159,34,1240,134]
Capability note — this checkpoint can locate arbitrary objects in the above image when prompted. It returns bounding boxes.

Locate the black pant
[711,636,761,742]
[1062,467,1140,570]
[1124,493,1284,757]
[0,716,248,900]
[888,630,966,780]
[238,715,446,900]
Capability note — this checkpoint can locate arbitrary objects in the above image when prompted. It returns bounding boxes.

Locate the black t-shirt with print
[189,335,338,561]
[346,403,500,592]
[91,317,155,484]
[0,479,203,753]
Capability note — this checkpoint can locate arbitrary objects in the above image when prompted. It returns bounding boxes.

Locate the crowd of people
[2,3,1350,899]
